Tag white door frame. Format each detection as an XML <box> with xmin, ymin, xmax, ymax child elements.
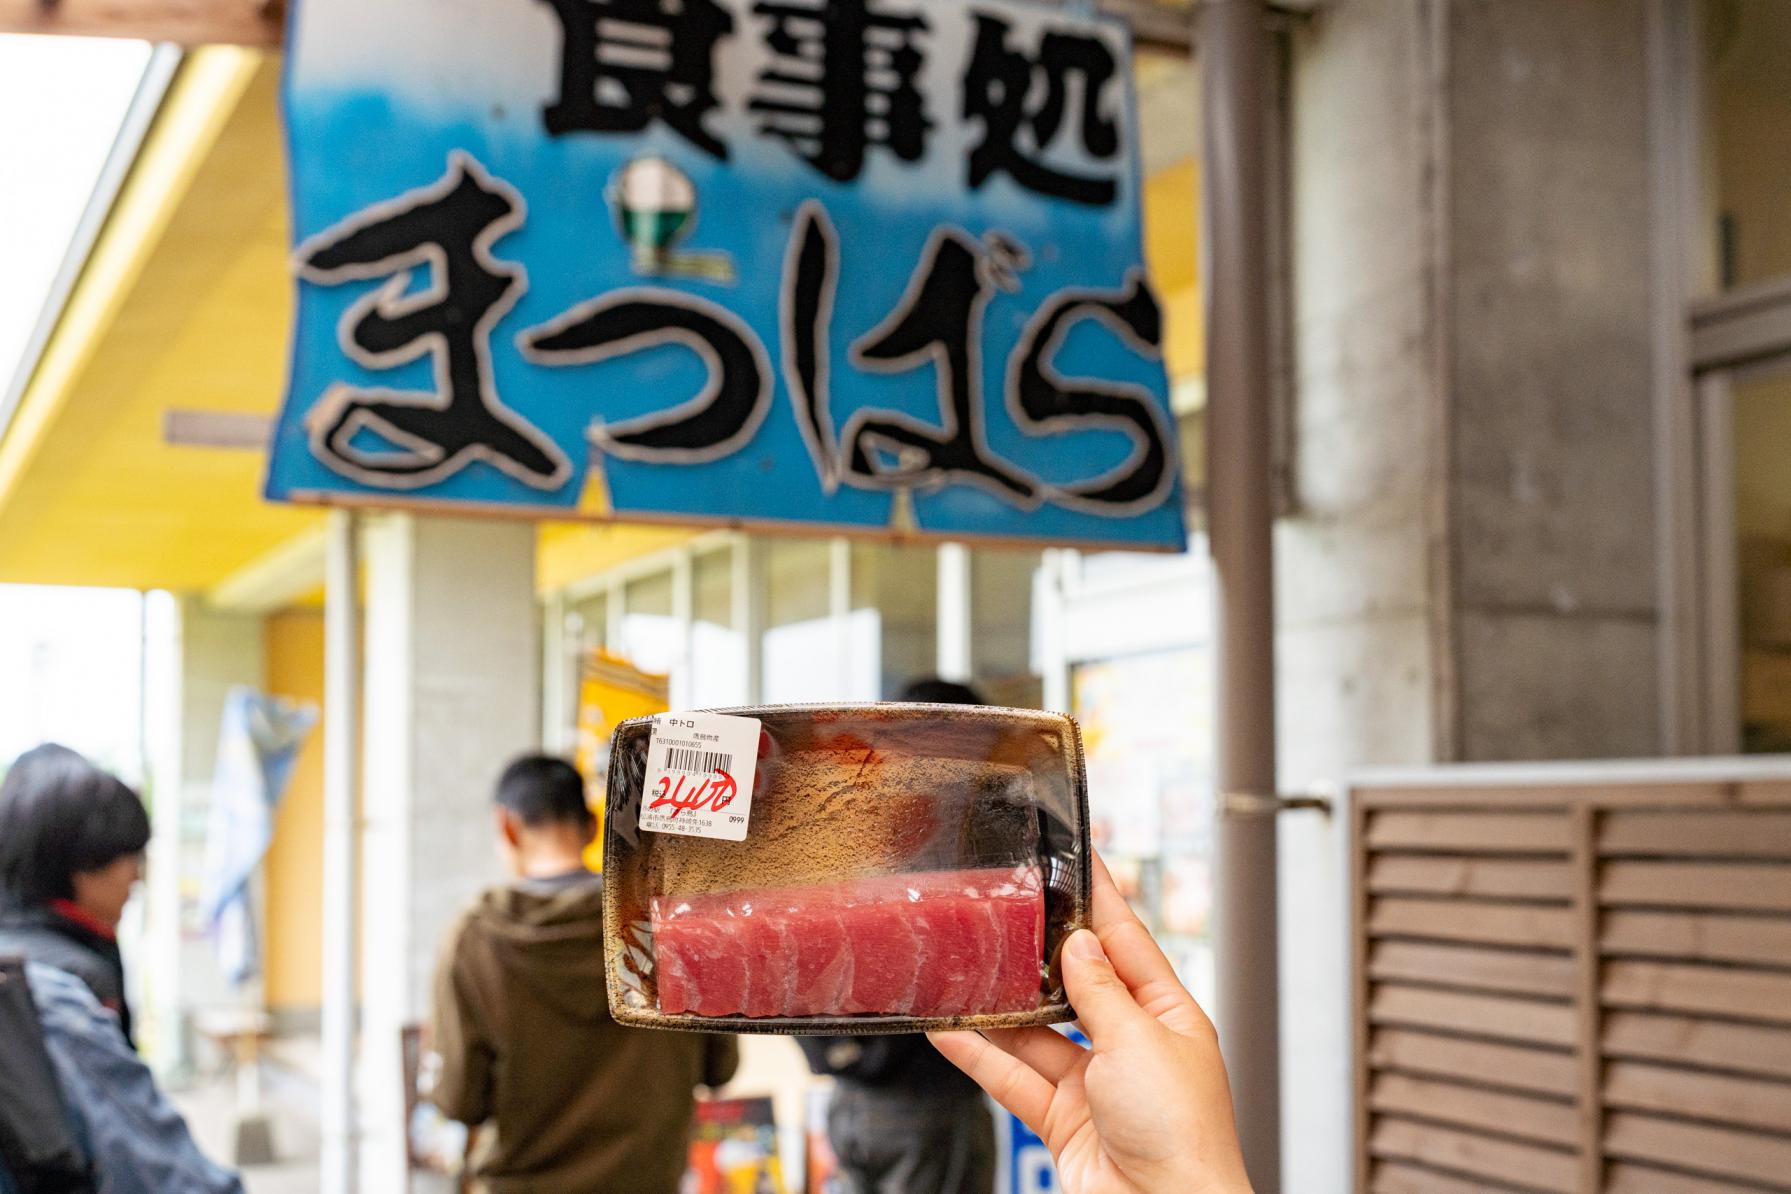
<box><xmin>1653</xmin><ymin>0</ymin><xmax>1791</xmax><ymax>754</ymax></box>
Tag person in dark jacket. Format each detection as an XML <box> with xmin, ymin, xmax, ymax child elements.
<box><xmin>797</xmin><ymin>678</ymin><xmax>998</xmax><ymax>1194</ymax></box>
<box><xmin>0</xmin><ymin>964</ymin><xmax>242</xmax><ymax>1194</ymax></box>
<box><xmin>431</xmin><ymin>754</ymin><xmax>739</xmax><ymax>1194</ymax></box>
<box><xmin>0</xmin><ymin>744</ymin><xmax>240</xmax><ymax>1193</ymax></box>
<box><xmin>0</xmin><ymin>744</ymin><xmax>149</xmax><ymax>1046</ymax></box>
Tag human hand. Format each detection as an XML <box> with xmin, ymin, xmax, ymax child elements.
<box><xmin>929</xmin><ymin>853</ymin><xmax>1253</xmax><ymax>1194</ymax></box>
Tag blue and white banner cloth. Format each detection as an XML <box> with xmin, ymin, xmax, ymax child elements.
<box><xmin>199</xmin><ymin>687</ymin><xmax>317</xmax><ymax>986</ymax></box>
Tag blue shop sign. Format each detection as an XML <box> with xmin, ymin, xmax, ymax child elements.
<box><xmin>994</xmin><ymin>1025</ymin><xmax>1086</xmax><ymax>1193</ymax></box>
<box><xmin>270</xmin><ymin>0</ymin><xmax>1186</xmax><ymax>550</ymax></box>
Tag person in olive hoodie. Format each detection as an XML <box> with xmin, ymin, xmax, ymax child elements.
<box><xmin>431</xmin><ymin>754</ymin><xmax>738</xmax><ymax>1194</ymax></box>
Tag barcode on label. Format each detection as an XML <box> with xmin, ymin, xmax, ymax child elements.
<box><xmin>665</xmin><ymin>747</ymin><xmax>732</xmax><ymax>774</ymax></box>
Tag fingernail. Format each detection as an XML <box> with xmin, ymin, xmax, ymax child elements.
<box><xmin>1067</xmin><ymin>929</ymin><xmax>1105</xmax><ymax>963</ymax></box>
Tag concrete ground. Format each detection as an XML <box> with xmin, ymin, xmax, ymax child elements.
<box><xmin>171</xmin><ymin>1031</ymin><xmax>818</xmax><ymax>1192</ymax></box>
<box><xmin>173</xmin><ymin>1038</ymin><xmax>322</xmax><ymax>1194</ymax></box>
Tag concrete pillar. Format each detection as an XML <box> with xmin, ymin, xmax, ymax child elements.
<box><xmin>1277</xmin><ymin>4</ymin><xmax>1662</xmax><ymax>1191</ymax></box>
<box><xmin>1442</xmin><ymin>1</ymin><xmax>1660</xmax><ymax>761</ymax></box>
<box><xmin>1278</xmin><ymin>10</ymin><xmax>1445</xmax><ymax>1184</ymax></box>
<box><xmin>142</xmin><ymin>598</ymin><xmax>264</xmax><ymax>1074</ymax></box>
<box><xmin>355</xmin><ymin>514</ymin><xmax>539</xmax><ymax>1191</ymax></box>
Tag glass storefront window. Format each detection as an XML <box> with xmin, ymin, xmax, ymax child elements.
<box><xmin>620</xmin><ymin>571</ymin><xmax>679</xmax><ymax>677</ymax></box>
<box><xmin>1702</xmin><ymin>0</ymin><xmax>1791</xmax><ymax>292</ymax></box>
<box><xmin>1073</xmin><ymin>648</ymin><xmax>1214</xmax><ymax>997</ymax></box>
<box><xmin>1733</xmin><ymin>371</ymin><xmax>1791</xmax><ymax>751</ymax></box>
<box><xmin>691</xmin><ymin>548</ymin><xmax>747</xmax><ymax>707</ymax></box>
<box><xmin>567</xmin><ymin>590</ymin><xmax>608</xmax><ymax>657</ymax></box>
<box><xmin>762</xmin><ymin>539</ymin><xmax>854</xmax><ymax>703</ymax></box>
<box><xmin>851</xmin><ymin>542</ymin><xmax>936</xmax><ymax>698</ymax></box>
<box><xmin>971</xmin><ymin>548</ymin><xmax>1042</xmax><ymax>705</ymax></box>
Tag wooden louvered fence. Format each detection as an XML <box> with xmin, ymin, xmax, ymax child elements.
<box><xmin>1350</xmin><ymin>763</ymin><xmax>1791</xmax><ymax>1194</ymax></box>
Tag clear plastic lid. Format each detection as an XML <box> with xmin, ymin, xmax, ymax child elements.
<box><xmin>602</xmin><ymin>703</ymin><xmax>1090</xmax><ymax>1034</ymax></box>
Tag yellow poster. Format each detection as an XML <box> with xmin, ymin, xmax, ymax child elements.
<box><xmin>575</xmin><ymin>651</ymin><xmax>668</xmax><ymax>871</ymax></box>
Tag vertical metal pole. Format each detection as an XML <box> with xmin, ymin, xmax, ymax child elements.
<box><xmin>830</xmin><ymin>537</ymin><xmax>855</xmax><ymax>694</ymax></box>
<box><xmin>1201</xmin><ymin>2</ymin><xmax>1282</xmax><ymax>1190</ymax></box>
<box><xmin>541</xmin><ymin>591</ymin><xmax>571</xmax><ymax>754</ymax></box>
<box><xmin>937</xmin><ymin>542</ymin><xmax>973</xmax><ymax>682</ymax></box>
<box><xmin>137</xmin><ymin>593</ymin><xmax>151</xmax><ymax>789</ymax></box>
<box><xmin>741</xmin><ymin>538</ymin><xmax>766</xmax><ymax>704</ymax></box>
<box><xmin>144</xmin><ymin>592</ymin><xmax>189</xmax><ymax>1077</ymax></box>
<box><xmin>321</xmin><ymin>509</ymin><xmax>361</xmax><ymax>1194</ymax></box>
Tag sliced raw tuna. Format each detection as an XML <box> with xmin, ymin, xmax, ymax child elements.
<box><xmin>945</xmin><ymin>893</ymin><xmax>1005</xmax><ymax>1015</ymax></box>
<box><xmin>650</xmin><ymin>912</ymin><xmax>744</xmax><ymax>1016</ymax></box>
<box><xmin>653</xmin><ymin>922</ymin><xmax>696</xmax><ymax>1014</ymax></box>
<box><xmin>783</xmin><ymin>904</ymin><xmax>854</xmax><ymax>1016</ymax></box>
<box><xmin>986</xmin><ymin>869</ymin><xmax>1047</xmax><ymax>1011</ymax></box>
<box><xmin>730</xmin><ymin>903</ymin><xmax>793</xmax><ymax>1018</ymax></box>
<box><xmin>908</xmin><ymin>897</ymin><xmax>983</xmax><ymax>1016</ymax></box>
<box><xmin>842</xmin><ymin>897</ymin><xmax>924</xmax><ymax>1014</ymax></box>
<box><xmin>650</xmin><ymin>865</ymin><xmax>1043</xmax><ymax>1019</ymax></box>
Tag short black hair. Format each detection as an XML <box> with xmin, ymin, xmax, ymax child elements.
<box><xmin>898</xmin><ymin>678</ymin><xmax>988</xmax><ymax>706</ymax></box>
<box><xmin>495</xmin><ymin>754</ymin><xmax>593</xmax><ymax>828</ymax></box>
<box><xmin>0</xmin><ymin>744</ymin><xmax>151</xmax><ymax>907</ymax></box>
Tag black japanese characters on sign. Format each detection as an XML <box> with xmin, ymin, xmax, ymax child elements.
<box><xmin>276</xmin><ymin>0</ymin><xmax>1184</xmax><ymax>545</ymax></box>
<box><xmin>294</xmin><ymin>160</ymin><xmax>1168</xmax><ymax>513</ymax></box>
<box><xmin>964</xmin><ymin>12</ymin><xmax>1122</xmax><ymax>206</ymax></box>
<box><xmin>538</xmin><ymin>0</ymin><xmax>1124</xmax><ymax>204</ymax></box>
<box><xmin>294</xmin><ymin>157</ymin><xmax>573</xmax><ymax>491</ymax></box>
<box><xmin>749</xmin><ymin>0</ymin><xmax>931</xmax><ymax>183</ymax></box>
<box><xmin>522</xmin><ymin>291</ymin><xmax>773</xmax><ymax>463</ymax></box>
<box><xmin>786</xmin><ymin>202</ymin><xmax>1041</xmax><ymax>503</ymax></box>
<box><xmin>539</xmin><ymin>0</ymin><xmax>735</xmax><ymax>158</ymax></box>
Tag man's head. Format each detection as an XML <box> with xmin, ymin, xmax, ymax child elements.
<box><xmin>899</xmin><ymin>677</ymin><xmax>987</xmax><ymax>706</ymax></box>
<box><xmin>0</xmin><ymin>743</ymin><xmax>150</xmax><ymax>930</ymax></box>
<box><xmin>493</xmin><ymin>754</ymin><xmax>596</xmax><ymax>878</ymax></box>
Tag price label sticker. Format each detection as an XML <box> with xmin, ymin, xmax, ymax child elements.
<box><xmin>640</xmin><ymin>712</ymin><xmax>762</xmax><ymax>841</ymax></box>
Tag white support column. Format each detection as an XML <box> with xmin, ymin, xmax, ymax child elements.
<box><xmin>140</xmin><ymin>590</ymin><xmax>186</xmax><ymax>1077</ymax></box>
<box><xmin>356</xmin><ymin>514</ymin><xmax>540</xmax><ymax>1192</ymax></box>
<box><xmin>829</xmin><ymin>538</ymin><xmax>853</xmax><ymax>694</ymax></box>
<box><xmin>321</xmin><ymin>511</ymin><xmax>361</xmax><ymax>1194</ymax></box>
<box><xmin>670</xmin><ymin>551</ymin><xmax>694</xmax><ymax>710</ymax></box>
<box><xmin>740</xmin><ymin>539</ymin><xmax>765</xmax><ymax>704</ymax></box>
<box><xmin>1033</xmin><ymin>552</ymin><xmax>1072</xmax><ymax>714</ymax></box>
<box><xmin>605</xmin><ymin>577</ymin><xmax>625</xmax><ymax>649</ymax></box>
<box><xmin>936</xmin><ymin>542</ymin><xmax>972</xmax><ymax>682</ymax></box>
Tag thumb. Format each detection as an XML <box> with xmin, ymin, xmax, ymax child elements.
<box><xmin>1061</xmin><ymin>929</ymin><xmax>1149</xmax><ymax>1044</ymax></box>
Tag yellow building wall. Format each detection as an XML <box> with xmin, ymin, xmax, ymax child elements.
<box><xmin>1144</xmin><ymin>158</ymin><xmax>1203</xmax><ymax>383</ymax></box>
<box><xmin>262</xmin><ymin>609</ymin><xmax>326</xmax><ymax>1013</ymax></box>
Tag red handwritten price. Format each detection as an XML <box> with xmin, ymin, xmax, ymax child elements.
<box><xmin>647</xmin><ymin>770</ymin><xmax>738</xmax><ymax>819</ymax></box>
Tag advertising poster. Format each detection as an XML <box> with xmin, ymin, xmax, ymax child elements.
<box><xmin>804</xmin><ymin>1086</ymin><xmax>843</xmax><ymax>1194</ymax></box>
<box><xmin>686</xmin><ymin>1096</ymin><xmax>787</xmax><ymax>1194</ymax></box>
<box><xmin>994</xmin><ymin>1025</ymin><xmax>1087</xmax><ymax>1194</ymax></box>
<box><xmin>574</xmin><ymin>649</ymin><xmax>669</xmax><ymax>870</ymax></box>
<box><xmin>1071</xmin><ymin>646</ymin><xmax>1211</xmax><ymax>981</ymax></box>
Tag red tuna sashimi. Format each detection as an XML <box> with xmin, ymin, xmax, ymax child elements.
<box><xmin>907</xmin><ymin>896</ymin><xmax>990</xmax><ymax>1016</ymax></box>
<box><xmin>650</xmin><ymin>865</ymin><xmax>1042</xmax><ymax>1019</ymax></box>
<box><xmin>986</xmin><ymin>870</ymin><xmax>1045</xmax><ymax>1011</ymax></box>
<box><xmin>650</xmin><ymin>901</ymin><xmax>746</xmax><ymax>1017</ymax></box>
<box><xmin>653</xmin><ymin>920</ymin><xmax>696</xmax><ymax>1014</ymax></box>
<box><xmin>950</xmin><ymin>891</ymin><xmax>1007</xmax><ymax>1014</ymax></box>
<box><xmin>663</xmin><ymin>888</ymin><xmax>854</xmax><ymax>1017</ymax></box>
<box><xmin>729</xmin><ymin>901</ymin><xmax>794</xmax><ymax>1018</ymax></box>
<box><xmin>842</xmin><ymin>897</ymin><xmax>924</xmax><ymax>1015</ymax></box>
<box><xmin>781</xmin><ymin>904</ymin><xmax>854</xmax><ymax>1016</ymax></box>
<box><xmin>878</xmin><ymin>868</ymin><xmax>1039</xmax><ymax>1013</ymax></box>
